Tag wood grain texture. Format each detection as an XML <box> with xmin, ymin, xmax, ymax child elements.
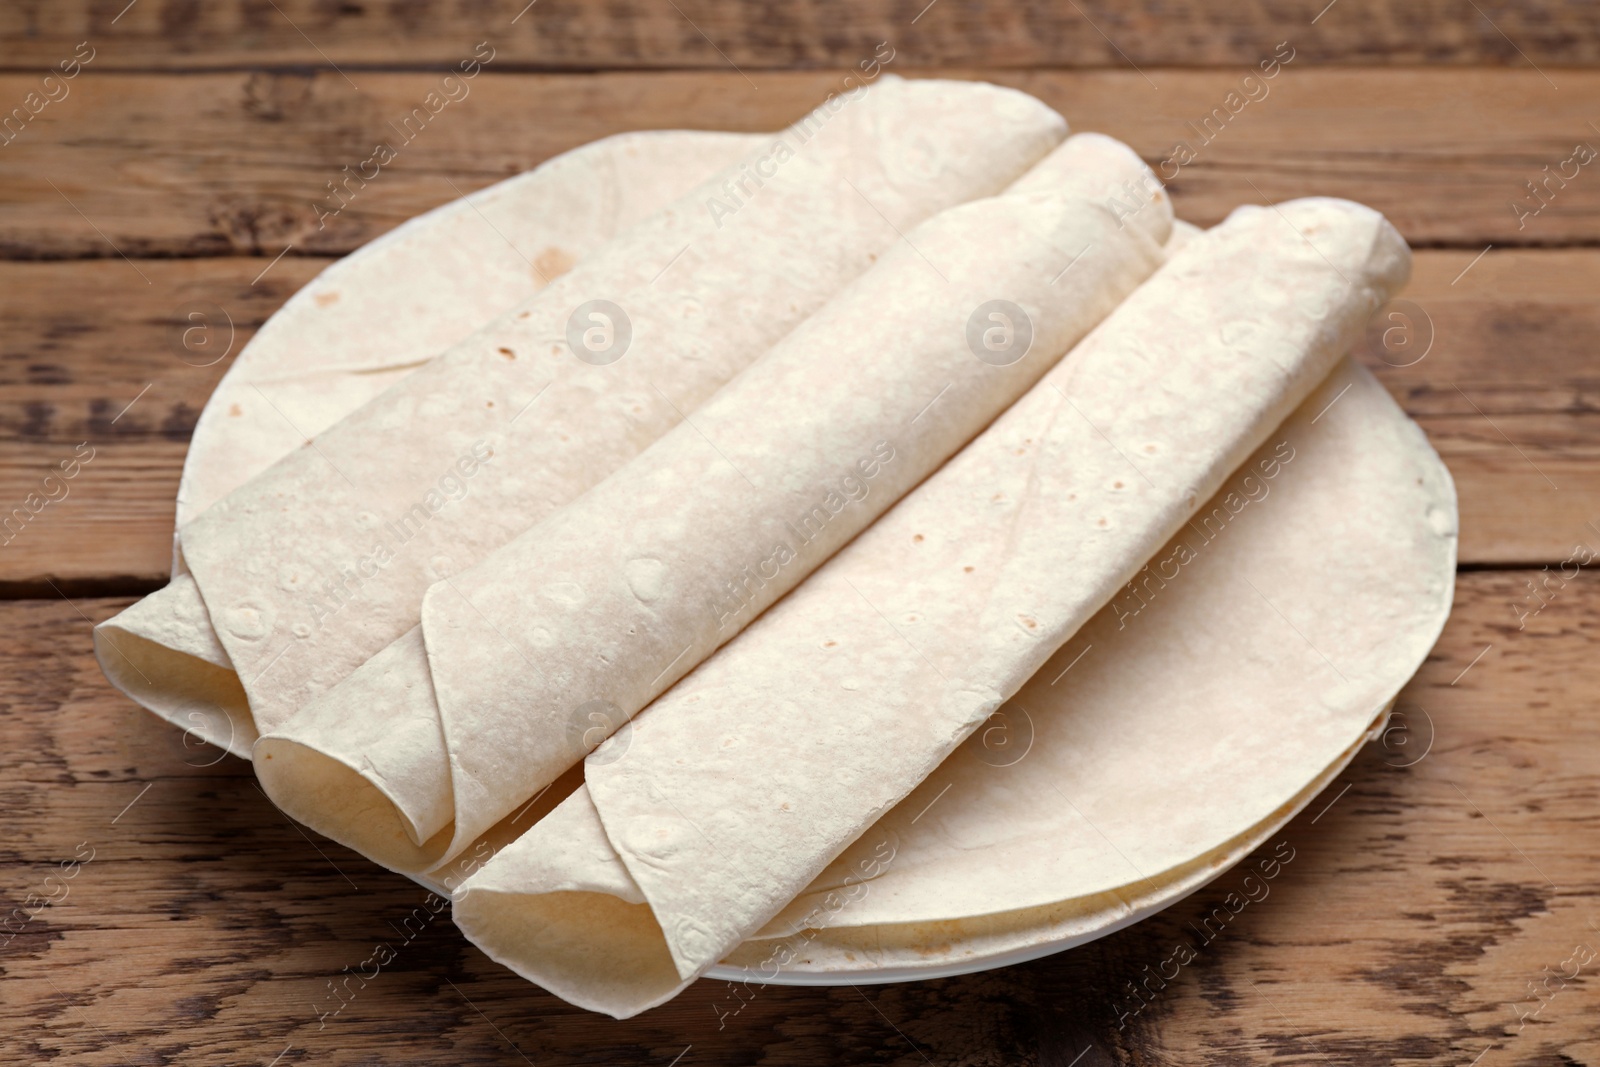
<box><xmin>2</xmin><ymin>7</ymin><xmax>1597</xmax><ymax>1056</ymax></box>
<box><xmin>2</xmin><ymin>575</ymin><xmax>1595</xmax><ymax>1064</ymax></box>
<box><xmin>2</xmin><ymin>69</ymin><xmax>1598</xmax><ymax>260</ymax></box>
<box><xmin>2</xmin><ymin>248</ymin><xmax>1594</xmax><ymax>583</ymax></box>
<box><xmin>0</xmin><ymin>256</ymin><xmax>324</xmax><ymax>587</ymax></box>
<box><xmin>3</xmin><ymin>0</ymin><xmax>1599</xmax><ymax>70</ymax></box>
<box><xmin>1377</xmin><ymin>249</ymin><xmax>1600</xmax><ymax>567</ymax></box>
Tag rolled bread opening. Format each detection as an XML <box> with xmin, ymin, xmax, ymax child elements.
<box><xmin>255</xmin><ymin>733</ymin><xmax>453</xmax><ymax>872</ymax></box>
<box><xmin>94</xmin><ymin>615</ymin><xmax>255</xmax><ymax>760</ymax></box>
<box><xmin>453</xmin><ymin>890</ymin><xmax>688</xmax><ymax>1019</ymax></box>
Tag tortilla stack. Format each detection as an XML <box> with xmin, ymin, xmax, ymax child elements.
<box><xmin>255</xmin><ymin>133</ymin><xmax>1173</xmax><ymax>876</ymax></box>
<box><xmin>452</xmin><ymin>197</ymin><xmax>1412</xmax><ymax>1018</ymax></box>
<box><xmin>94</xmin><ymin>76</ymin><xmax>1069</xmax><ymax>757</ymax></box>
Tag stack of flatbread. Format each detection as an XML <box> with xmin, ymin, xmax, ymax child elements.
<box><xmin>96</xmin><ymin>76</ymin><xmax>1456</xmax><ymax>1018</ymax></box>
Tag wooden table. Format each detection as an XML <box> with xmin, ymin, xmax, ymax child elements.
<box><xmin>4</xmin><ymin>3</ymin><xmax>1598</xmax><ymax>1063</ymax></box>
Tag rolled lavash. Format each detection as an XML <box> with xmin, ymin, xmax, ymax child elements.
<box><xmin>254</xmin><ymin>132</ymin><xmax>1173</xmax><ymax>876</ymax></box>
<box><xmin>451</xmin><ymin>197</ymin><xmax>1412</xmax><ymax>1018</ymax></box>
<box><xmin>94</xmin><ymin>76</ymin><xmax>1069</xmax><ymax>758</ymax></box>
<box><xmin>100</xmin><ymin>134</ymin><xmax>767</xmax><ymax>761</ymax></box>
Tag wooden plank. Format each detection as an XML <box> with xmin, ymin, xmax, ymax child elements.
<box><xmin>1376</xmin><ymin>249</ymin><xmax>1600</xmax><ymax>566</ymax></box>
<box><xmin>1098</xmin><ymin>568</ymin><xmax>1600</xmax><ymax>1065</ymax></box>
<box><xmin>0</xmin><ymin>256</ymin><xmax>319</xmax><ymax>442</ymax></box>
<box><xmin>3</xmin><ymin>1</ymin><xmax>1599</xmax><ymax>71</ymax></box>
<box><xmin>2</xmin><ymin>248</ymin><xmax>1595</xmax><ymax>583</ymax></box>
<box><xmin>2</xmin><ymin>574</ymin><xmax>1595</xmax><ymax>1063</ymax></box>
<box><xmin>2</xmin><ymin>69</ymin><xmax>1599</xmax><ymax>259</ymax></box>
<box><xmin>0</xmin><ymin>257</ymin><xmax>324</xmax><ymax>586</ymax></box>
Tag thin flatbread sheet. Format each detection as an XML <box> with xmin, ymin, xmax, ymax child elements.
<box><xmin>179</xmin><ymin>130</ymin><xmax>768</xmax><ymax>529</ymax></box>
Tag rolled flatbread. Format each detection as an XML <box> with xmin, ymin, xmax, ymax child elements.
<box><xmin>255</xmin><ymin>133</ymin><xmax>1173</xmax><ymax>875</ymax></box>
<box><xmin>95</xmin><ymin>77</ymin><xmax>1069</xmax><ymax>756</ymax></box>
<box><xmin>452</xmin><ymin>197</ymin><xmax>1412</xmax><ymax>1018</ymax></box>
<box><xmin>95</xmin><ymin>132</ymin><xmax>765</xmax><ymax>760</ymax></box>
